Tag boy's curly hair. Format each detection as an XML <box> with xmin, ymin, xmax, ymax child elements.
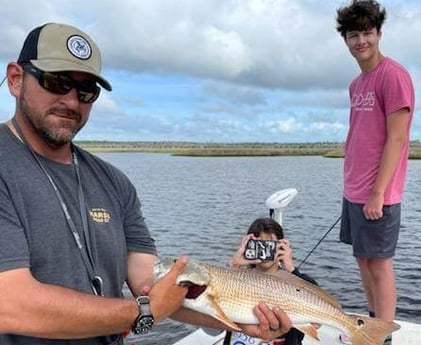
<box><xmin>336</xmin><ymin>0</ymin><xmax>386</xmax><ymax>38</ymax></box>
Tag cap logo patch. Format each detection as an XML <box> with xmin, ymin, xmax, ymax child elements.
<box><xmin>67</xmin><ymin>35</ymin><xmax>92</xmax><ymax>60</ymax></box>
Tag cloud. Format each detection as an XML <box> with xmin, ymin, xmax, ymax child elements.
<box><xmin>1</xmin><ymin>0</ymin><xmax>420</xmax><ymax>91</ymax></box>
<box><xmin>0</xmin><ymin>0</ymin><xmax>420</xmax><ymax>142</ymax></box>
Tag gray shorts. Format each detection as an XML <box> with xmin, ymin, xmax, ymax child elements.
<box><xmin>340</xmin><ymin>197</ymin><xmax>401</xmax><ymax>258</ymax></box>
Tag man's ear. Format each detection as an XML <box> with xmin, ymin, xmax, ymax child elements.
<box><xmin>6</xmin><ymin>63</ymin><xmax>24</xmax><ymax>97</ymax></box>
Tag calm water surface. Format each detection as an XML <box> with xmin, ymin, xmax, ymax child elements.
<box><xmin>96</xmin><ymin>153</ymin><xmax>421</xmax><ymax>345</ymax></box>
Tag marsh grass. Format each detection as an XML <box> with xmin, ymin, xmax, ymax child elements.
<box><xmin>76</xmin><ymin>141</ymin><xmax>421</xmax><ymax>159</ymax></box>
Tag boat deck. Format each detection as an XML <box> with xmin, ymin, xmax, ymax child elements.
<box><xmin>173</xmin><ymin>319</ymin><xmax>420</xmax><ymax>345</ymax></box>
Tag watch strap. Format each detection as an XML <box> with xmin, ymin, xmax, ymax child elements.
<box><xmin>131</xmin><ymin>295</ymin><xmax>154</xmax><ymax>334</ymax></box>
<box><xmin>137</xmin><ymin>295</ymin><xmax>152</xmax><ymax>315</ymax></box>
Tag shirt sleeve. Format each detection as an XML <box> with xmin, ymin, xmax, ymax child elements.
<box><xmin>119</xmin><ymin>173</ymin><xmax>157</xmax><ymax>256</ymax></box>
<box><xmin>382</xmin><ymin>64</ymin><xmax>414</xmax><ymax>116</ymax></box>
<box><xmin>0</xmin><ymin>176</ymin><xmax>30</xmax><ymax>272</ymax></box>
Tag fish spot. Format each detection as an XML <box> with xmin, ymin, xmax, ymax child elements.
<box><xmin>357</xmin><ymin>319</ymin><xmax>365</xmax><ymax>326</ymax></box>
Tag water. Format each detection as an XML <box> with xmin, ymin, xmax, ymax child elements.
<box><xmin>96</xmin><ymin>153</ymin><xmax>421</xmax><ymax>345</ymax></box>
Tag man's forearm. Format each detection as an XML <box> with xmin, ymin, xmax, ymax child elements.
<box><xmin>0</xmin><ymin>269</ymin><xmax>137</xmax><ymax>339</ymax></box>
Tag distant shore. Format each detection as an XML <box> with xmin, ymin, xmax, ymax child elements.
<box><xmin>76</xmin><ymin>141</ymin><xmax>421</xmax><ymax>159</ymax></box>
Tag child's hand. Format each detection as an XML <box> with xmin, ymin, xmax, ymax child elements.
<box><xmin>229</xmin><ymin>234</ymin><xmax>261</xmax><ymax>268</ymax></box>
<box><xmin>276</xmin><ymin>239</ymin><xmax>295</xmax><ymax>272</ymax></box>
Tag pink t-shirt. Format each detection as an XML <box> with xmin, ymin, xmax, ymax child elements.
<box><xmin>343</xmin><ymin>57</ymin><xmax>414</xmax><ymax>204</ymax></box>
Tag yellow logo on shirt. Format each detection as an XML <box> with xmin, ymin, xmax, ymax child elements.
<box><xmin>89</xmin><ymin>208</ymin><xmax>111</xmax><ymax>223</ymax></box>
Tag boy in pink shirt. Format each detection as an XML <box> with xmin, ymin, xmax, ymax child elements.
<box><xmin>336</xmin><ymin>1</ymin><xmax>415</xmax><ymax>344</ymax></box>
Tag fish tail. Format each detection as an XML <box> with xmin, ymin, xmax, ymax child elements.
<box><xmin>348</xmin><ymin>314</ymin><xmax>400</xmax><ymax>345</ymax></box>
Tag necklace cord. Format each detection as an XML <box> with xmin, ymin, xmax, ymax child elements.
<box><xmin>11</xmin><ymin>117</ymin><xmax>103</xmax><ymax>296</ymax></box>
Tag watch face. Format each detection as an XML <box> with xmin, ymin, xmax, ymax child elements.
<box><xmin>134</xmin><ymin>316</ymin><xmax>154</xmax><ymax>334</ymax></box>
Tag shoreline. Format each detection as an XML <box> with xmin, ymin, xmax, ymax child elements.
<box><xmin>76</xmin><ymin>141</ymin><xmax>421</xmax><ymax>159</ymax></box>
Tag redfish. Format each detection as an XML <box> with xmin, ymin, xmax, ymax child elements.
<box><xmin>154</xmin><ymin>257</ymin><xmax>400</xmax><ymax>345</ymax></box>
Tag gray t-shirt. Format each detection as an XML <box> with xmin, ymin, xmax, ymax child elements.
<box><xmin>0</xmin><ymin>124</ymin><xmax>157</xmax><ymax>344</ymax></box>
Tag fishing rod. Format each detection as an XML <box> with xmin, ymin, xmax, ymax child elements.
<box><xmin>0</xmin><ymin>76</ymin><xmax>6</xmax><ymax>88</ymax></box>
<box><xmin>297</xmin><ymin>215</ymin><xmax>342</xmax><ymax>269</ymax></box>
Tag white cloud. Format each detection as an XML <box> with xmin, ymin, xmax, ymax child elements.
<box><xmin>0</xmin><ymin>0</ymin><xmax>420</xmax><ymax>142</ymax></box>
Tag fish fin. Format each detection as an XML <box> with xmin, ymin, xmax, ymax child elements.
<box><xmin>213</xmin><ymin>315</ymin><xmax>242</xmax><ymax>332</ymax></box>
<box><xmin>347</xmin><ymin>314</ymin><xmax>400</xmax><ymax>345</ymax></box>
<box><xmin>295</xmin><ymin>324</ymin><xmax>319</xmax><ymax>341</ymax></box>
<box><xmin>206</xmin><ymin>294</ymin><xmax>242</xmax><ymax>331</ymax></box>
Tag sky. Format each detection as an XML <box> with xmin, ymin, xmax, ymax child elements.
<box><xmin>0</xmin><ymin>0</ymin><xmax>420</xmax><ymax>143</ymax></box>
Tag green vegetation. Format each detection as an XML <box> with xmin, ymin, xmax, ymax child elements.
<box><xmin>76</xmin><ymin>141</ymin><xmax>343</xmax><ymax>156</ymax></box>
<box><xmin>75</xmin><ymin>140</ymin><xmax>421</xmax><ymax>159</ymax></box>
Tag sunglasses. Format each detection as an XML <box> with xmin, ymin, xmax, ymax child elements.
<box><xmin>21</xmin><ymin>63</ymin><xmax>101</xmax><ymax>104</ymax></box>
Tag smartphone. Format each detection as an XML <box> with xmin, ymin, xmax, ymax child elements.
<box><xmin>244</xmin><ymin>239</ymin><xmax>277</xmax><ymax>261</ymax></box>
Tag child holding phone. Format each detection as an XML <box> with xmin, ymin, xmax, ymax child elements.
<box><xmin>224</xmin><ymin>218</ymin><xmax>317</xmax><ymax>345</ymax></box>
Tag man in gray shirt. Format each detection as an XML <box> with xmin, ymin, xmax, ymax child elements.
<box><xmin>0</xmin><ymin>22</ymin><xmax>291</xmax><ymax>344</ymax></box>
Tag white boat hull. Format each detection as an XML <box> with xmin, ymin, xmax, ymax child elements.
<box><xmin>172</xmin><ymin>319</ymin><xmax>421</xmax><ymax>345</ymax></box>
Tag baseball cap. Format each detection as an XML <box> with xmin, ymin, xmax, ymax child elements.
<box><xmin>17</xmin><ymin>23</ymin><xmax>112</xmax><ymax>91</ymax></box>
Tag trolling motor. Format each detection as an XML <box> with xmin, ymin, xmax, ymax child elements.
<box><xmin>265</xmin><ymin>188</ymin><xmax>297</xmax><ymax>226</ymax></box>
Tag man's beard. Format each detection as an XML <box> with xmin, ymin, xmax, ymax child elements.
<box><xmin>18</xmin><ymin>88</ymin><xmax>85</xmax><ymax>147</ymax></box>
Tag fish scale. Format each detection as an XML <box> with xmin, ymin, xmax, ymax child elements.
<box><xmin>204</xmin><ymin>264</ymin><xmax>343</xmax><ymax>326</ymax></box>
<box><xmin>154</xmin><ymin>258</ymin><xmax>400</xmax><ymax>345</ymax></box>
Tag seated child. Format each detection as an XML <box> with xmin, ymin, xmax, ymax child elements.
<box><xmin>224</xmin><ymin>218</ymin><xmax>317</xmax><ymax>345</ymax></box>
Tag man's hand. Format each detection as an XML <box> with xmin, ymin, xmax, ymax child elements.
<box><xmin>147</xmin><ymin>256</ymin><xmax>188</xmax><ymax>323</ymax></box>
<box><xmin>239</xmin><ymin>302</ymin><xmax>292</xmax><ymax>340</ymax></box>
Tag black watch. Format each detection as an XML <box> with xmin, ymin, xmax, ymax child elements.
<box><xmin>131</xmin><ymin>295</ymin><xmax>155</xmax><ymax>335</ymax></box>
